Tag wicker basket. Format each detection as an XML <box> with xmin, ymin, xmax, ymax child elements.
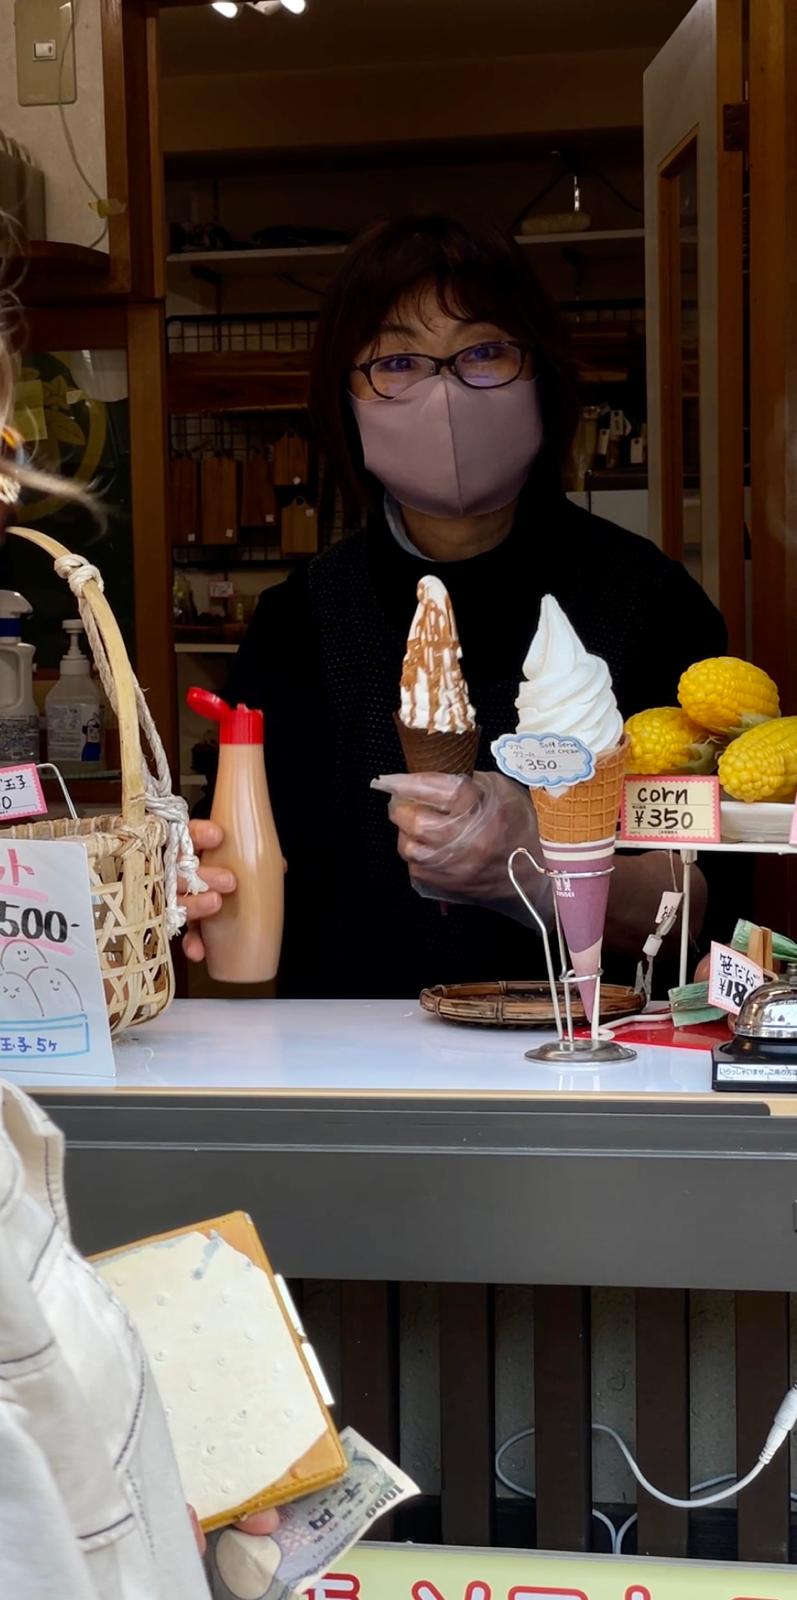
<box><xmin>1</xmin><ymin>526</ymin><xmax>198</xmax><ymax>1035</ymax></box>
<box><xmin>420</xmin><ymin>979</ymin><xmax>645</xmax><ymax>1029</ymax></box>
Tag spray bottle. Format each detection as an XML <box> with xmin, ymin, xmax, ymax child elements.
<box><xmin>0</xmin><ymin>590</ymin><xmax>39</xmax><ymax>763</ymax></box>
<box><xmin>187</xmin><ymin>688</ymin><xmax>283</xmax><ymax>983</ymax></box>
<box><xmin>46</xmin><ymin>620</ymin><xmax>105</xmax><ymax>770</ymax></box>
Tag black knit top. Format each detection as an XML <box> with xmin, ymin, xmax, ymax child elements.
<box><xmin>227</xmin><ymin>492</ymin><xmax>727</xmax><ymax>998</ymax></box>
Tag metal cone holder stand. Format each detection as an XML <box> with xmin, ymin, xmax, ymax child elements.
<box><xmin>508</xmin><ymin>846</ymin><xmax>637</xmax><ymax>1064</ymax></box>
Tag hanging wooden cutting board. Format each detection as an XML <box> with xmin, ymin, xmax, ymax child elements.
<box><xmin>201</xmin><ymin>455</ymin><xmax>239</xmax><ymax>546</ymax></box>
<box><xmin>241</xmin><ymin>451</ymin><xmax>278</xmax><ymax>533</ymax></box>
<box><xmin>281</xmin><ymin>497</ymin><xmax>319</xmax><ymax>555</ymax></box>
<box><xmin>169</xmin><ymin>455</ymin><xmax>200</xmax><ymax>545</ymax></box>
<box><xmin>273</xmin><ymin>430</ymin><xmax>309</xmax><ymax>488</ymax></box>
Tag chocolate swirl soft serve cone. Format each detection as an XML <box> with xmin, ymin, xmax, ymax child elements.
<box><xmin>516</xmin><ymin>596</ymin><xmax>626</xmax><ymax>1026</ymax></box>
<box><xmin>394</xmin><ymin>576</ymin><xmax>480</xmax><ymax>773</ymax></box>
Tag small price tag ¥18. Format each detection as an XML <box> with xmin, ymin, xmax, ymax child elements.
<box><xmin>708</xmin><ymin>940</ymin><xmax>767</xmax><ymax>1016</ymax></box>
<box><xmin>620</xmin><ymin>775</ymin><xmax>721</xmax><ymax>845</ymax></box>
<box><xmin>0</xmin><ymin>764</ymin><xmax>47</xmax><ymax>822</ymax></box>
<box><xmin>491</xmin><ymin>732</ymin><xmax>595</xmax><ymax>790</ymax></box>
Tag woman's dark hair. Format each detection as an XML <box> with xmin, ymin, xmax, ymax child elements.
<box><xmin>310</xmin><ymin>213</ymin><xmax>579</xmax><ymax>521</ymax></box>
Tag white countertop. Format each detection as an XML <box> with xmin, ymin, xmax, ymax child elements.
<box><xmin>2</xmin><ymin>997</ymin><xmax>721</xmax><ymax>1098</ymax></box>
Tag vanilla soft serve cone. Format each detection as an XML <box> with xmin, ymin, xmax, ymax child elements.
<box><xmin>514</xmin><ymin>596</ymin><xmax>626</xmax><ymax>1027</ymax></box>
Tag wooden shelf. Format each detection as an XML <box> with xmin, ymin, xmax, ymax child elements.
<box><xmin>517</xmin><ymin>227</ymin><xmax>645</xmax><ymax>248</ymax></box>
<box><xmin>167</xmin><ymin>349</ymin><xmax>310</xmax><ymax>411</ymax></box>
<box><xmin>12</xmin><ymin>240</ymin><xmax>112</xmax><ymax>303</ymax></box>
<box><xmin>174</xmin><ymin>642</ymin><xmax>238</xmax><ymax>654</ymax></box>
<box><xmin>168</xmin><ymin>243</ymin><xmax>347</xmax><ymax>277</ymax></box>
<box><xmin>166</xmin><ymin>229</ymin><xmax>645</xmax><ymax>282</ymax></box>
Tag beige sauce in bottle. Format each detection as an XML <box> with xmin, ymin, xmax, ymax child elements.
<box><xmin>188</xmin><ymin>689</ymin><xmax>283</xmax><ymax>983</ymax></box>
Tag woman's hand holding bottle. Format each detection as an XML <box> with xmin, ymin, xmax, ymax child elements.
<box><xmin>179</xmin><ymin>820</ymin><xmax>237</xmax><ymax>963</ymax></box>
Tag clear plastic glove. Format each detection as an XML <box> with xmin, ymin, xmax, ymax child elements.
<box><xmin>372</xmin><ymin>770</ymin><xmax>553</xmax><ymax>924</ymax></box>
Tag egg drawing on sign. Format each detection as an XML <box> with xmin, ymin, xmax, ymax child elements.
<box><xmin>1</xmin><ymin>940</ymin><xmax>46</xmax><ymax>980</ymax></box>
<box><xmin>28</xmin><ymin>965</ymin><xmax>83</xmax><ymax>1018</ymax></box>
<box><xmin>0</xmin><ymin>973</ymin><xmax>42</xmax><ymax>1019</ymax></box>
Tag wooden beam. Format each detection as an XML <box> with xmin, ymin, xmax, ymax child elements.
<box><xmin>735</xmin><ymin>1292</ymin><xmax>791</xmax><ymax>1562</ymax></box>
<box><xmin>127</xmin><ymin>302</ymin><xmax>178</xmax><ymax>769</ymax></box>
<box><xmin>534</xmin><ymin>1287</ymin><xmax>592</xmax><ymax>1552</ymax></box>
<box><xmin>121</xmin><ymin>1</ymin><xmax>168</xmax><ymax>300</ymax></box>
<box><xmin>635</xmin><ymin>1289</ymin><xmax>690</xmax><ymax>1557</ymax></box>
<box><xmin>439</xmin><ymin>1284</ymin><xmax>495</xmax><ymax>1547</ymax></box>
<box><xmin>340</xmin><ymin>1282</ymin><xmax>400</xmax><ymax>1540</ymax></box>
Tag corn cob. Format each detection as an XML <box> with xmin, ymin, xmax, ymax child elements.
<box><xmin>678</xmin><ymin>657</ymin><xmax>780</xmax><ymax>736</ymax></box>
<box><xmin>718</xmin><ymin>716</ymin><xmax>797</xmax><ymax>803</ymax></box>
<box><xmin>624</xmin><ymin>707</ymin><xmax>717</xmax><ymax>775</ymax></box>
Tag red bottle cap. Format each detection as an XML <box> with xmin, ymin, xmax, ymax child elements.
<box><xmin>187</xmin><ymin>688</ymin><xmax>264</xmax><ymax>746</ymax></box>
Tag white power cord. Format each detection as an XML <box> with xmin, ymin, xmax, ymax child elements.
<box><xmin>496</xmin><ymin>1388</ymin><xmax>797</xmax><ymax>1550</ymax></box>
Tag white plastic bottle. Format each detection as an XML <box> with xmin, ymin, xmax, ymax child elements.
<box><xmin>0</xmin><ymin>590</ymin><xmax>39</xmax><ymax>764</ymax></box>
<box><xmin>46</xmin><ymin>620</ymin><xmax>105</xmax><ymax>771</ymax></box>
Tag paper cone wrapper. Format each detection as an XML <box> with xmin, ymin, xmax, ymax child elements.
<box><xmin>531</xmin><ymin>738</ymin><xmax>627</xmax><ymax>1026</ymax></box>
<box><xmin>394</xmin><ymin>713</ymin><xmax>480</xmax><ymax>776</ymax></box>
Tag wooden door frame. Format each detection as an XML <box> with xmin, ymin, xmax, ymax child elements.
<box><xmin>748</xmin><ymin>0</ymin><xmax>797</xmax><ymax>709</ymax></box>
<box><xmin>656</xmin><ymin>126</ymin><xmax>699</xmax><ymax>569</ymax></box>
<box><xmin>644</xmin><ymin>0</ymin><xmax>745</xmax><ymax>652</ymax></box>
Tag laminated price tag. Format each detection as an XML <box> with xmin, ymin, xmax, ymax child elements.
<box><xmin>790</xmin><ymin>795</ymin><xmax>797</xmax><ymax>847</ymax></box>
<box><xmin>620</xmin><ymin>775</ymin><xmax>720</xmax><ymax>845</ymax></box>
<box><xmin>491</xmin><ymin>732</ymin><xmax>594</xmax><ymax>790</ymax></box>
<box><xmin>0</xmin><ymin>764</ymin><xmax>47</xmax><ymax>822</ymax></box>
<box><xmin>708</xmin><ymin>940</ymin><xmax>766</xmax><ymax>1016</ymax></box>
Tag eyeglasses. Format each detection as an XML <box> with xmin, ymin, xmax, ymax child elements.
<box><xmin>351</xmin><ymin>339</ymin><xmax>527</xmax><ymax>399</ymax></box>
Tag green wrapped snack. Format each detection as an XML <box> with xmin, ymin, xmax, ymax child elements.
<box><xmin>731</xmin><ymin>920</ymin><xmax>797</xmax><ymax>963</ymax></box>
<box><xmin>669</xmin><ymin>981</ymin><xmax>726</xmax><ymax>1027</ymax></box>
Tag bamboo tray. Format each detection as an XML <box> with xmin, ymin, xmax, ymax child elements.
<box><xmin>420</xmin><ymin>980</ymin><xmax>645</xmax><ymax>1030</ymax></box>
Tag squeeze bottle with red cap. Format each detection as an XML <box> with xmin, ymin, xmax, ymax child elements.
<box><xmin>187</xmin><ymin>688</ymin><xmax>284</xmax><ymax>983</ymax></box>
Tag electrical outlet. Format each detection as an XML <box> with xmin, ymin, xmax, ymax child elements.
<box><xmin>15</xmin><ymin>0</ymin><xmax>76</xmax><ymax>107</ymax></box>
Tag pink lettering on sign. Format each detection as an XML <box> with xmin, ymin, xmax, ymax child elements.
<box><xmin>625</xmin><ymin>1588</ymin><xmax>652</xmax><ymax>1600</ymax></box>
<box><xmin>0</xmin><ymin>764</ymin><xmax>46</xmax><ymax>823</ymax></box>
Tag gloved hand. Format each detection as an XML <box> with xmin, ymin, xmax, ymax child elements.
<box><xmin>372</xmin><ymin>770</ymin><xmax>553</xmax><ymax>925</ymax></box>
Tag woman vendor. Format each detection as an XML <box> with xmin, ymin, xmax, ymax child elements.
<box><xmin>181</xmin><ymin>214</ymin><xmax>725</xmax><ymax>997</ymax></box>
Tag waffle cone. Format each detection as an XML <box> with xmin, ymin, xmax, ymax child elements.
<box><xmin>532</xmin><ymin>737</ymin><xmax>628</xmax><ymax>844</ymax></box>
<box><xmin>394</xmin><ymin>713</ymin><xmax>480</xmax><ymax>776</ymax></box>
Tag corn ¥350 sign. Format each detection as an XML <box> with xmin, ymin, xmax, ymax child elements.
<box><xmin>305</xmin><ymin>1545</ymin><xmax>797</xmax><ymax>1600</ymax></box>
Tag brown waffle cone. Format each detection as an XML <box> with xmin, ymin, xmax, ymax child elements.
<box><xmin>532</xmin><ymin>736</ymin><xmax>628</xmax><ymax>844</ymax></box>
<box><xmin>394</xmin><ymin>713</ymin><xmax>480</xmax><ymax>776</ymax></box>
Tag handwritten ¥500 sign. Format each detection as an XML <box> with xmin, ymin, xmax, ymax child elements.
<box><xmin>0</xmin><ymin>840</ymin><xmax>114</xmax><ymax>1078</ymax></box>
<box><xmin>620</xmin><ymin>776</ymin><xmax>721</xmax><ymax>846</ymax></box>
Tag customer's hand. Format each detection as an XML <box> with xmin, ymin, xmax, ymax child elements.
<box><xmin>374</xmin><ymin>770</ymin><xmax>552</xmax><ymax>922</ymax></box>
<box><xmin>188</xmin><ymin>1502</ymin><xmax>280</xmax><ymax>1557</ymax></box>
<box><xmin>179</xmin><ymin>820</ymin><xmax>236</xmax><ymax>963</ymax></box>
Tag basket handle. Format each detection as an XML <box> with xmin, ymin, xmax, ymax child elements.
<box><xmin>7</xmin><ymin>525</ymin><xmax>146</xmax><ymax>824</ymax></box>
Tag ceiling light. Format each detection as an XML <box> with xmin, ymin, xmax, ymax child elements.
<box><xmin>211</xmin><ymin>2</ymin><xmax>240</xmax><ymax>17</ymax></box>
<box><xmin>279</xmin><ymin>0</ymin><xmax>307</xmax><ymax>13</ymax></box>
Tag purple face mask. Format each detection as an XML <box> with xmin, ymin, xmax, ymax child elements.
<box><xmin>351</xmin><ymin>373</ymin><xmax>543</xmax><ymax>518</ymax></box>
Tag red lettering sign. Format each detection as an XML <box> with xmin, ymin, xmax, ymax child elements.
<box><xmin>509</xmin><ymin>1588</ymin><xmax>589</xmax><ymax>1599</ymax></box>
<box><xmin>305</xmin><ymin>1577</ymin><xmax>361</xmax><ymax>1600</ymax></box>
<box><xmin>412</xmin><ymin>1585</ymin><xmax>492</xmax><ymax>1600</ymax></box>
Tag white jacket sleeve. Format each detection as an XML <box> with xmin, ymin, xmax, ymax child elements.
<box><xmin>0</xmin><ymin>1401</ymin><xmax>101</xmax><ymax>1600</ymax></box>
